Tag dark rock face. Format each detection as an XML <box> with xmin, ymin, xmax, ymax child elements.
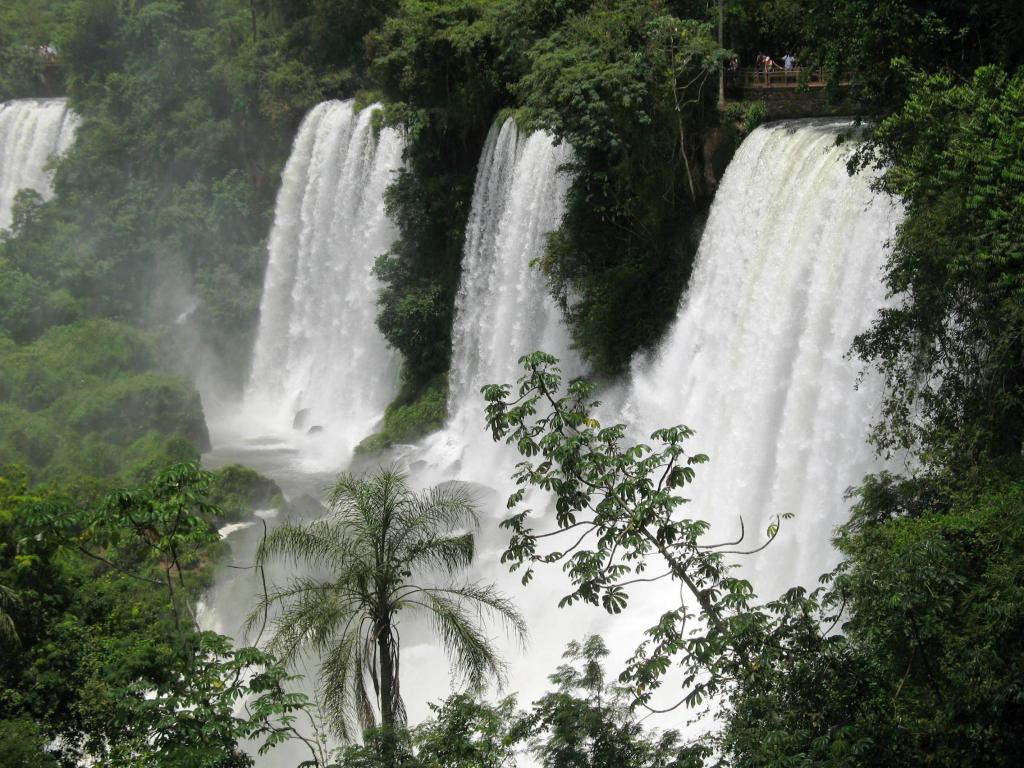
<box><xmin>292</xmin><ymin>408</ymin><xmax>310</xmax><ymax>430</ymax></box>
<box><xmin>725</xmin><ymin>86</ymin><xmax>865</xmax><ymax>120</ymax></box>
<box><xmin>307</xmin><ymin>425</ymin><xmax>324</xmax><ymax>435</ymax></box>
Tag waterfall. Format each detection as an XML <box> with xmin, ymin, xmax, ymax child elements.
<box><xmin>423</xmin><ymin>117</ymin><xmax>579</xmax><ymax>481</ymax></box>
<box><xmin>623</xmin><ymin>120</ymin><xmax>901</xmax><ymax>600</ymax></box>
<box><xmin>427</xmin><ymin>118</ymin><xmax>901</xmax><ymax>723</ymax></box>
<box><xmin>204</xmin><ymin>117</ymin><xmax>902</xmax><ymax>751</ymax></box>
<box><xmin>0</xmin><ymin>98</ymin><xmax>79</xmax><ymax>230</ymax></box>
<box><xmin>233</xmin><ymin>100</ymin><xmax>403</xmax><ymax>467</ymax></box>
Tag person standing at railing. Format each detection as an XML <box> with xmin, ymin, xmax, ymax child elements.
<box><xmin>783</xmin><ymin>52</ymin><xmax>796</xmax><ymax>71</ymax></box>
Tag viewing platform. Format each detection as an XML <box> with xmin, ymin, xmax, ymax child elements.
<box><xmin>723</xmin><ymin>67</ymin><xmax>862</xmax><ymax>119</ymax></box>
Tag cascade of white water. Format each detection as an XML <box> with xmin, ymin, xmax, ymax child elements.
<box><xmin>204</xmin><ymin>118</ymin><xmax>902</xmax><ymax>759</ymax></box>
<box><xmin>401</xmin><ymin>118</ymin><xmax>902</xmax><ymax>732</ymax></box>
<box><xmin>232</xmin><ymin>100</ymin><xmax>403</xmax><ymax>467</ymax></box>
<box><xmin>623</xmin><ymin>120</ymin><xmax>901</xmax><ymax>600</ymax></box>
<box><xmin>0</xmin><ymin>98</ymin><xmax>79</xmax><ymax>230</ymax></box>
<box><xmin>423</xmin><ymin>117</ymin><xmax>579</xmax><ymax>481</ymax></box>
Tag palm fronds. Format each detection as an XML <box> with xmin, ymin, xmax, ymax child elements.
<box><xmin>0</xmin><ymin>583</ymin><xmax>19</xmax><ymax>648</ymax></box>
<box><xmin>246</xmin><ymin>467</ymin><xmax>526</xmax><ymax>739</ymax></box>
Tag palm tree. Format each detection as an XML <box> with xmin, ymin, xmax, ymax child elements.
<box><xmin>247</xmin><ymin>468</ymin><xmax>527</xmax><ymax>740</ymax></box>
<box><xmin>0</xmin><ymin>583</ymin><xmax>19</xmax><ymax>647</ymax></box>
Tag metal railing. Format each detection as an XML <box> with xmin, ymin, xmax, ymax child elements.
<box><xmin>726</xmin><ymin>67</ymin><xmax>830</xmax><ymax>89</ymax></box>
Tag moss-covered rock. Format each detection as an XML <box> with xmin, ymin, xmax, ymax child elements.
<box><xmin>209</xmin><ymin>464</ymin><xmax>284</xmax><ymax>522</ymax></box>
<box><xmin>356</xmin><ymin>376</ymin><xmax>447</xmax><ymax>455</ymax></box>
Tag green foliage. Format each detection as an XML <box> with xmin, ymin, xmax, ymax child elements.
<box><xmin>413</xmin><ymin>693</ymin><xmax>522</xmax><ymax>768</ymax></box>
<box><xmin>0</xmin><ymin>581</ymin><xmax>18</xmax><ymax>649</ymax></box>
<box><xmin>0</xmin><ymin>718</ymin><xmax>59</xmax><ymax>768</ymax></box>
<box><xmin>721</xmin><ymin>99</ymin><xmax>767</xmax><ymax>141</ymax></box>
<box><xmin>483</xmin><ymin>352</ymin><xmax>778</xmax><ymax>712</ymax></box>
<box><xmin>29</xmin><ymin>1</ymin><xmax>282</xmax><ymax>357</ymax></box>
<box><xmin>374</xmin><ymin>239</ymin><xmax>456</xmax><ymax>383</ymax></box>
<box><xmin>62</xmin><ymin>373</ymin><xmax>208</xmax><ymax>449</ymax></box>
<box><xmin>335</xmin><ymin>696</ymin><xmax>521</xmax><ymax>768</ymax></box>
<box><xmin>0</xmin><ymin>462</ymin><xmax>322</xmax><ymax>766</ymax></box>
<box><xmin>369</xmin><ymin>0</ymin><xmax>511</xmax><ymax>390</ymax></box>
<box><xmin>335</xmin><ymin>726</ymin><xmax>422</xmax><ymax>768</ymax></box>
<box><xmin>207</xmin><ymin>464</ymin><xmax>283</xmax><ymax>522</ymax></box>
<box><xmin>528</xmin><ymin>636</ymin><xmax>707</xmax><ymax>768</ymax></box>
<box><xmin>356</xmin><ymin>376</ymin><xmax>448</xmax><ymax>454</ymax></box>
<box><xmin>370</xmin><ymin>0</ymin><xmax>728</xmax><ymax>390</ymax></box>
<box><xmin>100</xmin><ymin>633</ymin><xmax>321</xmax><ymax>768</ymax></box>
<box><xmin>516</xmin><ymin>3</ymin><xmax>725</xmax><ymax>373</ymax></box>
<box><xmin>853</xmin><ymin>66</ymin><xmax>1024</xmax><ymax>464</ymax></box>
<box><xmin>800</xmin><ymin>0</ymin><xmax>1024</xmax><ymax>110</ymax></box>
<box><xmin>0</xmin><ymin>320</ymin><xmax>206</xmax><ymax>484</ymax></box>
<box><xmin>0</xmin><ymin>319</ymin><xmax>153</xmax><ymax>407</ymax></box>
<box><xmin>334</xmin><ymin>639</ymin><xmax>706</xmax><ymax>768</ymax></box>
<box><xmin>720</xmin><ymin>466</ymin><xmax>1024</xmax><ymax>767</ymax></box>
<box><xmin>0</xmin><ymin>0</ymin><xmax>401</xmax><ymax>381</ymax></box>
<box><xmin>0</xmin><ymin>0</ymin><xmax>74</xmax><ymax>99</ymax></box>
<box><xmin>248</xmin><ymin>468</ymin><xmax>526</xmax><ymax>742</ymax></box>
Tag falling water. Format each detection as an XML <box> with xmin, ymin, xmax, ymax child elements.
<box><xmin>204</xmin><ymin>118</ymin><xmax>902</xmax><ymax>757</ymax></box>
<box><xmin>419</xmin><ymin>119</ymin><xmax>902</xmax><ymax>726</ymax></box>
<box><xmin>623</xmin><ymin>120</ymin><xmax>901</xmax><ymax>601</ymax></box>
<box><xmin>228</xmin><ymin>100</ymin><xmax>403</xmax><ymax>468</ymax></box>
<box><xmin>0</xmin><ymin>98</ymin><xmax>79</xmax><ymax>230</ymax></box>
<box><xmin>423</xmin><ymin>117</ymin><xmax>579</xmax><ymax>481</ymax></box>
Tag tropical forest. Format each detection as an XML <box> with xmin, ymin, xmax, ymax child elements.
<box><xmin>0</xmin><ymin>1</ymin><xmax>1022</xmax><ymax>766</ymax></box>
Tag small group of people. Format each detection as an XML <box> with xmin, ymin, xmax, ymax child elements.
<box><xmin>756</xmin><ymin>52</ymin><xmax>798</xmax><ymax>72</ymax></box>
<box><xmin>36</xmin><ymin>43</ymin><xmax>59</xmax><ymax>62</ymax></box>
<box><xmin>752</xmin><ymin>52</ymin><xmax>799</xmax><ymax>85</ymax></box>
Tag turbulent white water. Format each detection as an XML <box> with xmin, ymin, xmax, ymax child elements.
<box><xmin>415</xmin><ymin>118</ymin><xmax>902</xmax><ymax>729</ymax></box>
<box><xmin>422</xmin><ymin>117</ymin><xmax>579</xmax><ymax>481</ymax></box>
<box><xmin>203</xmin><ymin>118</ymin><xmax>901</xmax><ymax>759</ymax></box>
<box><xmin>0</xmin><ymin>98</ymin><xmax>78</xmax><ymax>230</ymax></box>
<box><xmin>228</xmin><ymin>100</ymin><xmax>403</xmax><ymax>467</ymax></box>
<box><xmin>623</xmin><ymin>120</ymin><xmax>901</xmax><ymax>601</ymax></box>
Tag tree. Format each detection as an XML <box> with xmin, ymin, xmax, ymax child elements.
<box><xmin>100</xmin><ymin>633</ymin><xmax>324</xmax><ymax>768</ymax></box>
<box><xmin>719</xmin><ymin>468</ymin><xmax>1024</xmax><ymax>767</ymax></box>
<box><xmin>528</xmin><ymin>636</ymin><xmax>707</xmax><ymax>768</ymax></box>
<box><xmin>0</xmin><ymin>719</ymin><xmax>60</xmax><ymax>768</ymax></box>
<box><xmin>483</xmin><ymin>352</ymin><xmax>779</xmax><ymax>715</ymax></box>
<box><xmin>852</xmin><ymin>65</ymin><xmax>1024</xmax><ymax>466</ymax></box>
<box><xmin>515</xmin><ymin>2</ymin><xmax>726</xmax><ymax>374</ymax></box>
<box><xmin>0</xmin><ymin>582</ymin><xmax>17</xmax><ymax>648</ymax></box>
<box><xmin>413</xmin><ymin>693</ymin><xmax>521</xmax><ymax>768</ymax></box>
<box><xmin>336</xmin><ymin>692</ymin><xmax>522</xmax><ymax>768</ymax></box>
<box><xmin>3</xmin><ymin>462</ymin><xmax>325</xmax><ymax>767</ymax></box>
<box><xmin>248</xmin><ymin>469</ymin><xmax>527</xmax><ymax>742</ymax></box>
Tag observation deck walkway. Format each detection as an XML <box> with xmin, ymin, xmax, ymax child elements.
<box><xmin>722</xmin><ymin>68</ymin><xmax>862</xmax><ymax>119</ymax></box>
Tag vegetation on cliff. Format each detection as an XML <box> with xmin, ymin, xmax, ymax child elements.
<box><xmin>0</xmin><ymin>0</ymin><xmax>1022</xmax><ymax>766</ymax></box>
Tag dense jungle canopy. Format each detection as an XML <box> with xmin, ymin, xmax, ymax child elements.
<box><xmin>0</xmin><ymin>1</ymin><xmax>1022</xmax><ymax>766</ymax></box>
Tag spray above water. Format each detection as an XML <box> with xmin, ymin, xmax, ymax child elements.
<box><xmin>230</xmin><ymin>100</ymin><xmax>403</xmax><ymax>467</ymax></box>
<box><xmin>0</xmin><ymin>98</ymin><xmax>79</xmax><ymax>230</ymax></box>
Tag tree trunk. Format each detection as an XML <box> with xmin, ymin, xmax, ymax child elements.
<box><xmin>377</xmin><ymin>620</ymin><xmax>398</xmax><ymax>765</ymax></box>
<box><xmin>377</xmin><ymin>624</ymin><xmax>395</xmax><ymax>727</ymax></box>
<box><xmin>718</xmin><ymin>0</ymin><xmax>725</xmax><ymax>107</ymax></box>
